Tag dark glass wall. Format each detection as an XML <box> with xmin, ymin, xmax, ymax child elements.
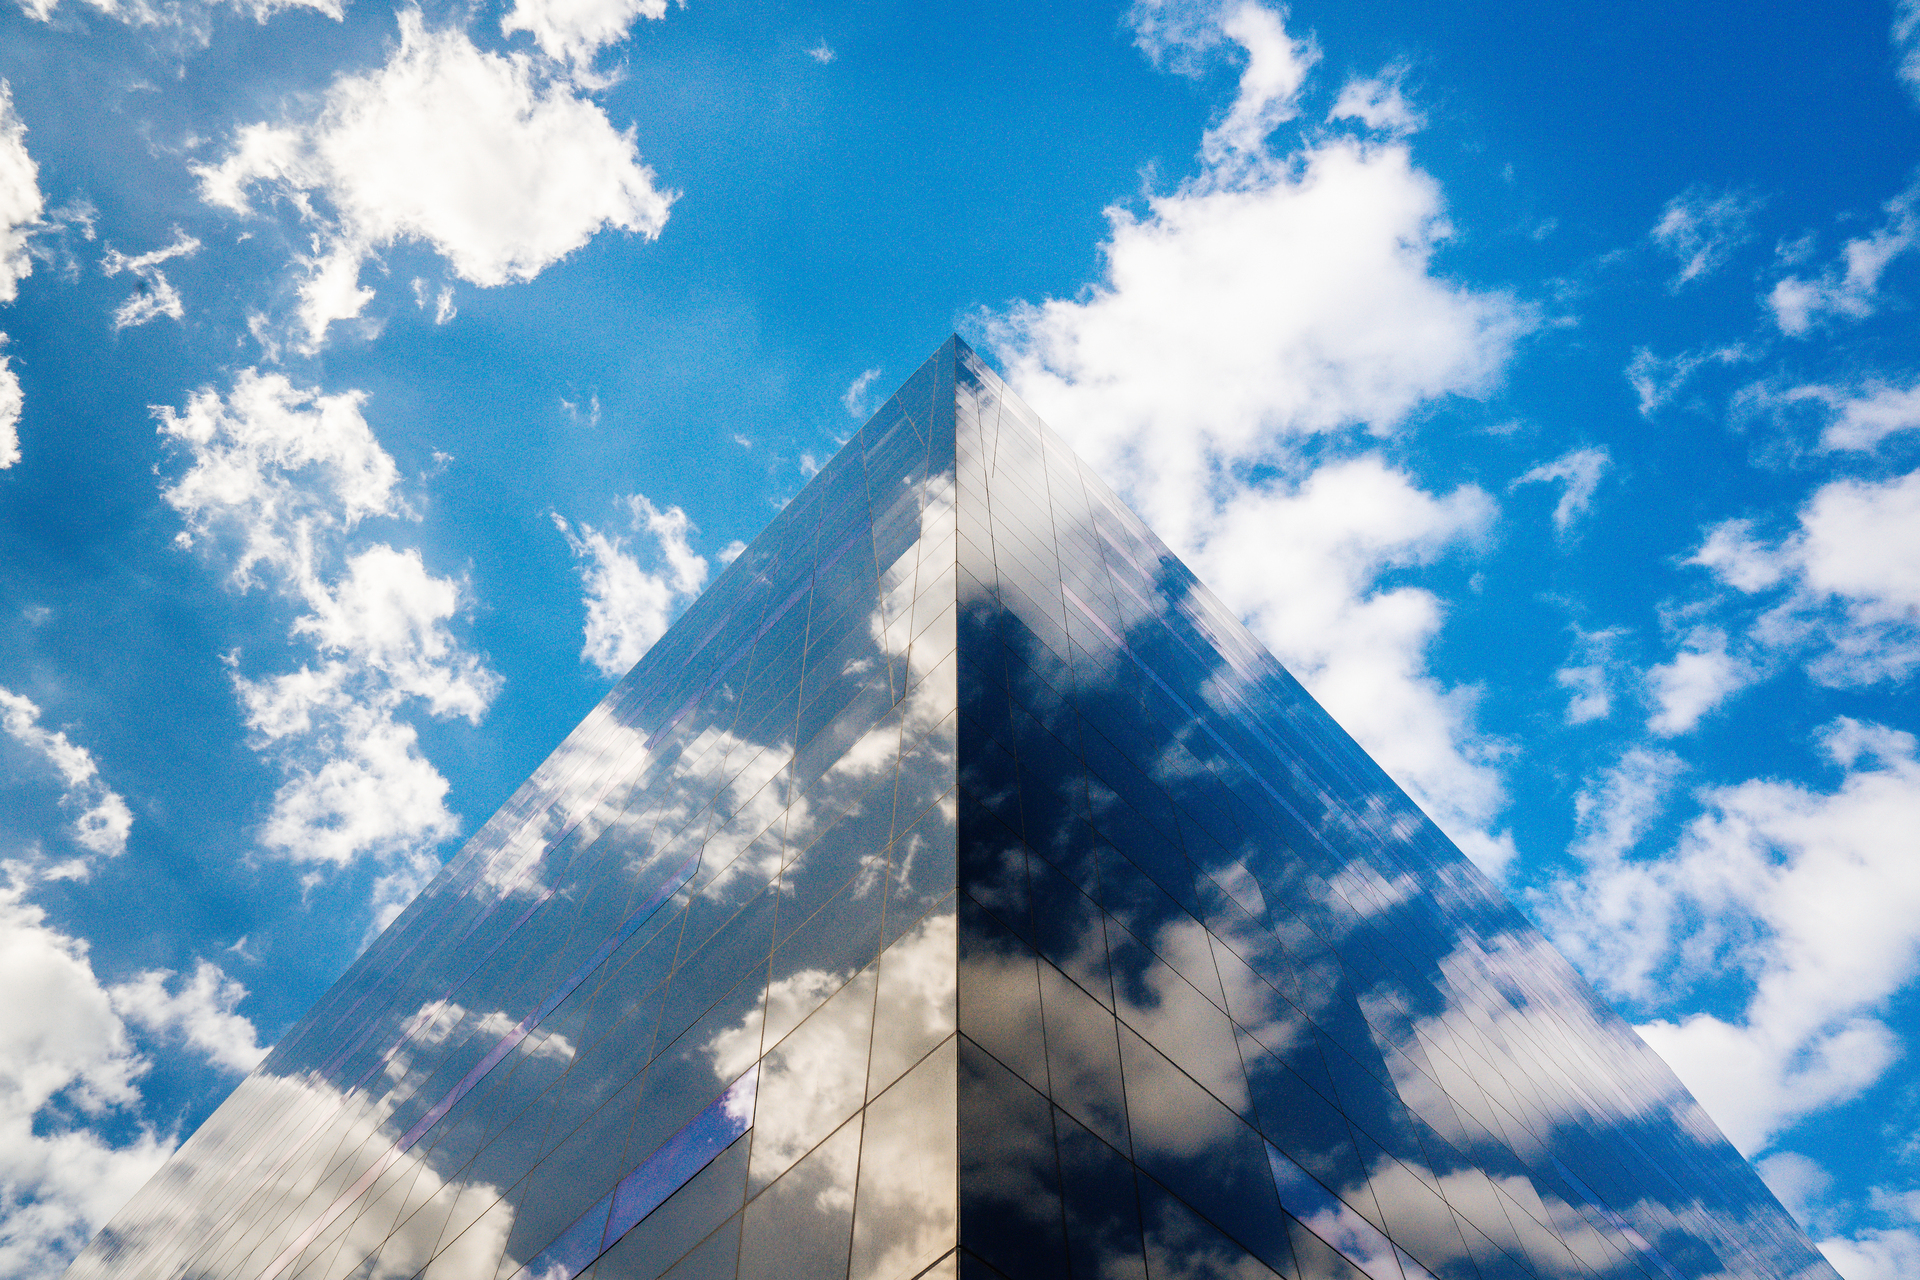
<box><xmin>68</xmin><ymin>340</ymin><xmax>1836</xmax><ymax>1280</ymax></box>
<box><xmin>945</xmin><ymin>343</ymin><xmax>1836</xmax><ymax>1280</ymax></box>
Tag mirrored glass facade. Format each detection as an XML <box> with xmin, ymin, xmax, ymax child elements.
<box><xmin>70</xmin><ymin>339</ymin><xmax>1839</xmax><ymax>1280</ymax></box>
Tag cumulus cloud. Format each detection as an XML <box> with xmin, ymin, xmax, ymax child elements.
<box><xmin>159</xmin><ymin>371</ymin><xmax>497</xmax><ymax>927</ymax></box>
<box><xmin>0</xmin><ymin>878</ymin><xmax>173</xmax><ymax>1279</ymax></box>
<box><xmin>1756</xmin><ymin>1150</ymin><xmax>1833</xmax><ymax>1231</ymax></box>
<box><xmin>0</xmin><ymin>686</ymin><xmax>132</xmax><ymax>877</ymax></box>
<box><xmin>1770</xmin><ymin>175</ymin><xmax>1919</xmax><ymax>336</ymax></box>
<box><xmin>1565</xmin><ymin>746</ymin><xmax>1685</xmax><ymax>876</ymax></box>
<box><xmin>1823</xmin><ymin>1227</ymin><xmax>1920</xmax><ymax>1280</ymax></box>
<box><xmin>108</xmin><ymin>960</ymin><xmax>267</xmax><ymax>1074</ymax></box>
<box><xmin>100</xmin><ymin>227</ymin><xmax>199</xmax><ymax>329</ymax></box>
<box><xmin>1542</xmin><ymin>719</ymin><xmax>1920</xmax><ymax>1154</ymax></box>
<box><xmin>988</xmin><ymin>0</ymin><xmax>1530</xmax><ymax>873</ymax></box>
<box><xmin>0</xmin><ymin>82</ymin><xmax>43</xmax><ymax>471</ymax></box>
<box><xmin>500</xmin><ymin>0</ymin><xmax>664</xmax><ymax>65</ymax></box>
<box><xmin>1820</xmin><ymin>379</ymin><xmax>1920</xmax><ymax>451</ymax></box>
<box><xmin>554</xmin><ymin>493</ymin><xmax>709</xmax><ymax>677</ymax></box>
<box><xmin>1510</xmin><ymin>445</ymin><xmax>1609</xmax><ymax>534</ymax></box>
<box><xmin>1644</xmin><ymin>626</ymin><xmax>1756</xmax><ymax>736</ymax></box>
<box><xmin>0</xmin><ymin>82</ymin><xmax>42</xmax><ymax>306</ymax></box>
<box><xmin>1650</xmin><ymin>185</ymin><xmax>1761</xmax><ymax>288</ymax></box>
<box><xmin>806</xmin><ymin>39</ymin><xmax>835</xmax><ymax>65</ymax></box>
<box><xmin>196</xmin><ymin>11</ymin><xmax>673</xmax><ymax>348</ymax></box>
<box><xmin>1691</xmin><ymin>470</ymin><xmax>1920</xmax><ymax>687</ymax></box>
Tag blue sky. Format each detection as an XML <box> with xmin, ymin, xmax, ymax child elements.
<box><xmin>0</xmin><ymin>0</ymin><xmax>1917</xmax><ymax>1274</ymax></box>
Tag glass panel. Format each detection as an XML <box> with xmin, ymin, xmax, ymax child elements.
<box><xmin>957</xmin><ymin>1036</ymin><xmax>1069</xmax><ymax>1280</ymax></box>
<box><xmin>594</xmin><ymin>1134</ymin><xmax>749</xmax><ymax>1280</ymax></box>
<box><xmin>848</xmin><ymin>1037</ymin><xmax>958</xmax><ymax>1280</ymax></box>
<box><xmin>749</xmin><ymin>967</ymin><xmax>876</xmax><ymax>1194</ymax></box>
<box><xmin>956</xmin><ymin>896</ymin><xmax>1047</xmax><ymax>1091</ymax></box>
<box><xmin>1053</xmin><ymin>1109</ymin><xmax>1147</xmax><ymax>1280</ymax></box>
<box><xmin>869</xmin><ymin>900</ymin><xmax>957</xmax><ymax>1101</ymax></box>
<box><xmin>736</xmin><ymin>1115</ymin><xmax>863</xmax><ymax>1280</ymax></box>
<box><xmin>1035</xmin><ymin>960</ymin><xmax>1128</xmax><ymax>1151</ymax></box>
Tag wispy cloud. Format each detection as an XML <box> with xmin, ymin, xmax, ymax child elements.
<box><xmin>0</xmin><ymin>686</ymin><xmax>132</xmax><ymax>878</ymax></box>
<box><xmin>554</xmin><ymin>493</ymin><xmax>709</xmax><ymax>677</ymax></box>
<box><xmin>841</xmin><ymin>366</ymin><xmax>880</xmax><ymax>417</ymax></box>
<box><xmin>1770</xmin><ymin>176</ymin><xmax>1920</xmax><ymax>336</ymax></box>
<box><xmin>1651</xmin><ymin>185</ymin><xmax>1762</xmax><ymax>289</ymax></box>
<box><xmin>101</xmin><ymin>227</ymin><xmax>200</xmax><ymax>329</ymax></box>
<box><xmin>1510</xmin><ymin>445</ymin><xmax>1610</xmax><ymax>534</ymax></box>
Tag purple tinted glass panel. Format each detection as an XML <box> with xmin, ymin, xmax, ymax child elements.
<box><xmin>507</xmin><ymin>1063</ymin><xmax>759</xmax><ymax>1280</ymax></box>
<box><xmin>606</xmin><ymin>1064</ymin><xmax>760</xmax><ymax>1246</ymax></box>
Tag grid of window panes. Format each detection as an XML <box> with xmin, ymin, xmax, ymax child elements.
<box><xmin>66</xmin><ymin>343</ymin><xmax>975</xmax><ymax>1280</ymax></box>
<box><xmin>945</xmin><ymin>342</ymin><xmax>1838</xmax><ymax>1280</ymax></box>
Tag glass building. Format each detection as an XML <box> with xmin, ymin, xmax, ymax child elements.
<box><xmin>69</xmin><ymin>338</ymin><xmax>1840</xmax><ymax>1280</ymax></box>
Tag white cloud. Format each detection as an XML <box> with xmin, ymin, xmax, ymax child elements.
<box><xmin>1182</xmin><ymin>459</ymin><xmax>1514</xmax><ymax>873</ymax></box>
<box><xmin>500</xmin><ymin>0</ymin><xmax>665</xmax><ymax>66</ymax></box>
<box><xmin>1645</xmin><ymin>626</ymin><xmax>1755</xmax><ymax>736</ymax></box>
<box><xmin>0</xmin><ymin>82</ymin><xmax>43</xmax><ymax>306</ymax></box>
<box><xmin>196</xmin><ymin>11</ymin><xmax>673</xmax><ymax>349</ymax></box>
<box><xmin>1543</xmin><ymin>718</ymin><xmax>1920</xmax><ymax>1154</ymax></box>
<box><xmin>15</xmin><ymin>0</ymin><xmax>339</xmax><ymax>32</ymax></box>
<box><xmin>1755</xmin><ymin>1151</ymin><xmax>1833</xmax><ymax>1231</ymax></box>
<box><xmin>1329</xmin><ymin>64</ymin><xmax>1423</xmax><ymax>135</ymax></box>
<box><xmin>0</xmin><ymin>351</ymin><xmax>18</xmax><ymax>470</ymax></box>
<box><xmin>0</xmin><ymin>877</ymin><xmax>173</xmax><ymax>1280</ymax></box>
<box><xmin>1693</xmin><ymin>470</ymin><xmax>1920</xmax><ymax>687</ymax></box>
<box><xmin>1568</xmin><ymin>745</ymin><xmax>1685</xmax><ymax>870</ymax></box>
<box><xmin>1510</xmin><ymin>444</ymin><xmax>1609</xmax><ymax>534</ymax></box>
<box><xmin>159</xmin><ymin>371</ymin><xmax>496</xmax><ymax>919</ymax></box>
<box><xmin>842</xmin><ymin>366</ymin><xmax>880</xmax><ymax>418</ymax></box>
<box><xmin>1823</xmin><ymin>1228</ymin><xmax>1920</xmax><ymax>1280</ymax></box>
<box><xmin>157</xmin><ymin>368</ymin><xmax>401</xmax><ymax>583</ymax></box>
<box><xmin>988</xmin><ymin>1</ymin><xmax>1529</xmax><ymax>874</ymax></box>
<box><xmin>294</xmin><ymin>544</ymin><xmax>497</xmax><ymax>720</ymax></box>
<box><xmin>807</xmin><ymin>39</ymin><xmax>836</xmax><ymax>65</ymax></box>
<box><xmin>1770</xmin><ymin>377</ymin><xmax>1920</xmax><ymax>452</ymax></box>
<box><xmin>1554</xmin><ymin>625</ymin><xmax>1624</xmax><ymax>724</ymax></box>
<box><xmin>1651</xmin><ymin>185</ymin><xmax>1761</xmax><ymax>288</ymax></box>
<box><xmin>1770</xmin><ymin>175</ymin><xmax>1919</xmax><ymax>336</ymax></box>
<box><xmin>1556</xmin><ymin>662</ymin><xmax>1608</xmax><ymax>723</ymax></box>
<box><xmin>1896</xmin><ymin>0</ymin><xmax>1920</xmax><ymax>106</ymax></box>
<box><xmin>101</xmin><ymin>227</ymin><xmax>200</xmax><ymax>329</ymax></box>
<box><xmin>0</xmin><ymin>82</ymin><xmax>41</xmax><ymax>472</ymax></box>
<box><xmin>1823</xmin><ymin>380</ymin><xmax>1920</xmax><ymax>451</ymax></box>
<box><xmin>0</xmin><ymin>685</ymin><xmax>132</xmax><ymax>876</ymax></box>
<box><xmin>108</xmin><ymin>960</ymin><xmax>266</xmax><ymax>1074</ymax></box>
<box><xmin>555</xmin><ymin>492</ymin><xmax>710</xmax><ymax>678</ymax></box>
<box><xmin>1625</xmin><ymin>343</ymin><xmax>1750</xmax><ymax>417</ymax></box>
